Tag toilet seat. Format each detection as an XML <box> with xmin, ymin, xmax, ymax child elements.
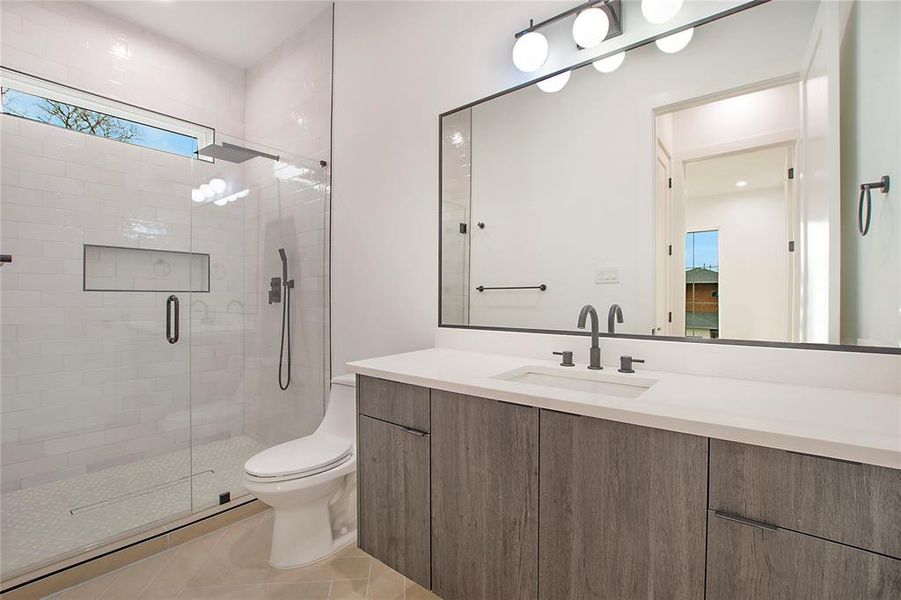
<box><xmin>244</xmin><ymin>431</ymin><xmax>353</xmax><ymax>482</ymax></box>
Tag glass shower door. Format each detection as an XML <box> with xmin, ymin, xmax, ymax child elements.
<box><xmin>0</xmin><ymin>113</ymin><xmax>195</xmax><ymax>578</ymax></box>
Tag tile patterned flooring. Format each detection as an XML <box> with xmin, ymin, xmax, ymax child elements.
<box><xmin>49</xmin><ymin>509</ymin><xmax>440</xmax><ymax>600</ymax></box>
<box><xmin>2</xmin><ymin>436</ymin><xmax>265</xmax><ymax>578</ymax></box>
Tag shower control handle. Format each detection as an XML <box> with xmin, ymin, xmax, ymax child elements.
<box><xmin>269</xmin><ymin>277</ymin><xmax>282</xmax><ymax>304</ymax></box>
<box><xmin>166</xmin><ymin>295</ymin><xmax>180</xmax><ymax>344</ymax></box>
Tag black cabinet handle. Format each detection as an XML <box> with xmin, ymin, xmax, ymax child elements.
<box><xmin>166</xmin><ymin>295</ymin><xmax>179</xmax><ymax>344</ymax></box>
<box><xmin>400</xmin><ymin>426</ymin><xmax>428</xmax><ymax>437</ymax></box>
<box><xmin>713</xmin><ymin>511</ymin><xmax>778</xmax><ymax>531</ymax></box>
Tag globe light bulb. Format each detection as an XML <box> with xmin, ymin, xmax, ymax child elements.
<box><xmin>641</xmin><ymin>0</ymin><xmax>684</xmax><ymax>24</ymax></box>
<box><xmin>537</xmin><ymin>71</ymin><xmax>571</xmax><ymax>93</ymax></box>
<box><xmin>191</xmin><ymin>189</ymin><xmax>205</xmax><ymax>203</ymax></box>
<box><xmin>592</xmin><ymin>51</ymin><xmax>625</xmax><ymax>73</ymax></box>
<box><xmin>655</xmin><ymin>28</ymin><xmax>694</xmax><ymax>54</ymax></box>
<box><xmin>200</xmin><ymin>184</ymin><xmax>215</xmax><ymax>198</ymax></box>
<box><xmin>512</xmin><ymin>31</ymin><xmax>549</xmax><ymax>73</ymax></box>
<box><xmin>572</xmin><ymin>7</ymin><xmax>609</xmax><ymax>49</ymax></box>
<box><xmin>210</xmin><ymin>178</ymin><xmax>227</xmax><ymax>194</ymax></box>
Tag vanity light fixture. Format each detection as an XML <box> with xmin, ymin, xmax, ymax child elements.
<box><xmin>655</xmin><ymin>27</ymin><xmax>694</xmax><ymax>53</ymax></box>
<box><xmin>513</xmin><ymin>1</ymin><xmax>623</xmax><ymax>72</ymax></box>
<box><xmin>572</xmin><ymin>7</ymin><xmax>609</xmax><ymax>49</ymax></box>
<box><xmin>736</xmin><ymin>180</ymin><xmax>748</xmax><ymax>188</ymax></box>
<box><xmin>592</xmin><ymin>51</ymin><xmax>625</xmax><ymax>73</ymax></box>
<box><xmin>512</xmin><ymin>31</ymin><xmax>550</xmax><ymax>73</ymax></box>
<box><xmin>537</xmin><ymin>71</ymin><xmax>571</xmax><ymax>93</ymax></box>
<box><xmin>641</xmin><ymin>0</ymin><xmax>683</xmax><ymax>25</ymax></box>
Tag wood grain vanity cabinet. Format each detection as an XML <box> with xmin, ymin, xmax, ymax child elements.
<box><xmin>430</xmin><ymin>390</ymin><xmax>539</xmax><ymax>600</ymax></box>
<box><xmin>356</xmin><ymin>374</ymin><xmax>901</xmax><ymax>600</ymax></box>
<box><xmin>709</xmin><ymin>439</ymin><xmax>901</xmax><ymax>558</ymax></box>
<box><xmin>708</xmin><ymin>440</ymin><xmax>901</xmax><ymax>600</ymax></box>
<box><xmin>707</xmin><ymin>511</ymin><xmax>901</xmax><ymax>599</ymax></box>
<box><xmin>357</xmin><ymin>377</ymin><xmax>431</xmax><ymax>588</ymax></box>
<box><xmin>538</xmin><ymin>410</ymin><xmax>708</xmax><ymax>599</ymax></box>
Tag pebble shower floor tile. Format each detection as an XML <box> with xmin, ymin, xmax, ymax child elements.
<box><xmin>1</xmin><ymin>436</ymin><xmax>265</xmax><ymax>578</ymax></box>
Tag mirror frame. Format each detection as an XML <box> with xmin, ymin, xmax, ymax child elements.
<box><xmin>436</xmin><ymin>0</ymin><xmax>901</xmax><ymax>355</ymax></box>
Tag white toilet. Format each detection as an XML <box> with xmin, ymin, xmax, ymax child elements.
<box><xmin>243</xmin><ymin>374</ymin><xmax>357</xmax><ymax>568</ymax></box>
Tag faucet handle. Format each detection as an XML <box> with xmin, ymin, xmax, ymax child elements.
<box><xmin>553</xmin><ymin>351</ymin><xmax>575</xmax><ymax>367</ymax></box>
<box><xmin>618</xmin><ymin>355</ymin><xmax>645</xmax><ymax>373</ymax></box>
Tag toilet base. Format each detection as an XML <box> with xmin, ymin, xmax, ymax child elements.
<box><xmin>269</xmin><ymin>492</ymin><xmax>338</xmax><ymax>568</ymax></box>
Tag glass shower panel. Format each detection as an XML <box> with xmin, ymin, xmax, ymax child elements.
<box><xmin>189</xmin><ymin>135</ymin><xmax>330</xmax><ymax>511</ymax></box>
<box><xmin>0</xmin><ymin>113</ymin><xmax>194</xmax><ymax>578</ymax></box>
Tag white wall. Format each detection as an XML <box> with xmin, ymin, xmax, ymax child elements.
<box><xmin>839</xmin><ymin>0</ymin><xmax>901</xmax><ymax>348</ymax></box>
<box><xmin>332</xmin><ymin>0</ymin><xmax>818</xmax><ymax>372</ymax></box>
<box><xmin>685</xmin><ymin>186</ymin><xmax>789</xmax><ymax>341</ymax></box>
<box><xmin>670</xmin><ymin>83</ymin><xmax>800</xmax><ymax>154</ymax></box>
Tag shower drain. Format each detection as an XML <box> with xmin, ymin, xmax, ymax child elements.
<box><xmin>68</xmin><ymin>470</ymin><xmax>215</xmax><ymax>516</ymax></box>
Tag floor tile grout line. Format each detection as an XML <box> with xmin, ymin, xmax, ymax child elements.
<box><xmin>168</xmin><ymin>522</ymin><xmax>233</xmax><ymax>597</ymax></box>
<box><xmin>365</xmin><ymin>556</ymin><xmax>373</xmax><ymax>600</ymax></box>
<box><xmin>130</xmin><ymin>542</ymin><xmax>179</xmax><ymax>599</ymax></box>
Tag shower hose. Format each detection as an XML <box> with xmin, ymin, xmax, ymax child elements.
<box><xmin>278</xmin><ymin>281</ymin><xmax>291</xmax><ymax>390</ymax></box>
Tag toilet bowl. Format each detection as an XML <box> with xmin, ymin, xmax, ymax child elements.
<box><xmin>243</xmin><ymin>374</ymin><xmax>357</xmax><ymax>568</ymax></box>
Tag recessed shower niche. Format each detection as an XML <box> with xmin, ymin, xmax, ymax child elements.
<box><xmin>83</xmin><ymin>245</ymin><xmax>211</xmax><ymax>293</ymax></box>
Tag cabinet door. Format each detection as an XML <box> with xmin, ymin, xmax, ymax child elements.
<box><xmin>707</xmin><ymin>511</ymin><xmax>901</xmax><ymax>599</ymax></box>
<box><xmin>430</xmin><ymin>390</ymin><xmax>539</xmax><ymax>600</ymax></box>
<box><xmin>357</xmin><ymin>415</ymin><xmax>430</xmax><ymax>588</ymax></box>
<box><xmin>539</xmin><ymin>410</ymin><xmax>707</xmax><ymax>600</ymax></box>
<box><xmin>710</xmin><ymin>439</ymin><xmax>901</xmax><ymax>558</ymax></box>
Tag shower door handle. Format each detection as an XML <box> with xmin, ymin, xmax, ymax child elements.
<box><xmin>166</xmin><ymin>295</ymin><xmax>180</xmax><ymax>344</ymax></box>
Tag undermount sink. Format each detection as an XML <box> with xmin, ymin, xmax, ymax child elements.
<box><xmin>494</xmin><ymin>366</ymin><xmax>657</xmax><ymax>399</ymax></box>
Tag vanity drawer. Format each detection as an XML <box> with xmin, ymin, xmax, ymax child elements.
<box><xmin>357</xmin><ymin>375</ymin><xmax>430</xmax><ymax>432</ymax></box>
<box><xmin>707</xmin><ymin>510</ymin><xmax>901</xmax><ymax>600</ymax></box>
<box><xmin>709</xmin><ymin>439</ymin><xmax>901</xmax><ymax>558</ymax></box>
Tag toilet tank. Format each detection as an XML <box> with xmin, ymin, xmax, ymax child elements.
<box><xmin>316</xmin><ymin>374</ymin><xmax>357</xmax><ymax>442</ymax></box>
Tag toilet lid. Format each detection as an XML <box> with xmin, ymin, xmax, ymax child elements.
<box><xmin>244</xmin><ymin>432</ymin><xmax>353</xmax><ymax>478</ymax></box>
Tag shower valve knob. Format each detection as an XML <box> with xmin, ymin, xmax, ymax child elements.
<box><xmin>269</xmin><ymin>277</ymin><xmax>282</xmax><ymax>304</ymax></box>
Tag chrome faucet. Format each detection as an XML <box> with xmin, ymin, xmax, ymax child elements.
<box><xmin>577</xmin><ymin>304</ymin><xmax>602</xmax><ymax>370</ymax></box>
<box><xmin>607</xmin><ymin>304</ymin><xmax>623</xmax><ymax>334</ymax></box>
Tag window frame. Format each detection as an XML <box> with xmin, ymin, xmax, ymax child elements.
<box><xmin>1</xmin><ymin>67</ymin><xmax>214</xmax><ymax>161</ymax></box>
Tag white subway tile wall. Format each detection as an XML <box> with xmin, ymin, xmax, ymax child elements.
<box><xmin>1</xmin><ymin>116</ymin><xmax>248</xmax><ymax>495</ymax></box>
<box><xmin>0</xmin><ymin>0</ymin><xmax>333</xmax><ymax>577</ymax></box>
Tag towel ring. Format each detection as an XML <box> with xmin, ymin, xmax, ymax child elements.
<box><xmin>858</xmin><ymin>175</ymin><xmax>890</xmax><ymax>236</ymax></box>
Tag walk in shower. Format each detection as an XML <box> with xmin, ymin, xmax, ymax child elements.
<box><xmin>0</xmin><ymin>1</ymin><xmax>333</xmax><ymax>581</ymax></box>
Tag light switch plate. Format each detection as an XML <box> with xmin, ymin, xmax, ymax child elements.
<box><xmin>595</xmin><ymin>267</ymin><xmax>619</xmax><ymax>284</ymax></box>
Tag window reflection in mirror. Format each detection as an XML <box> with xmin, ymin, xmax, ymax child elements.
<box><xmin>684</xmin><ymin>231</ymin><xmax>719</xmax><ymax>340</ymax></box>
<box><xmin>439</xmin><ymin>0</ymin><xmax>900</xmax><ymax>352</ymax></box>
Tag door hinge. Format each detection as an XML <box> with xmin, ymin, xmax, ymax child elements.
<box><xmin>787</xmin><ymin>167</ymin><xmax>795</xmax><ymax>180</ymax></box>
<box><xmin>668</xmin><ymin>312</ymin><xmax>672</xmax><ymax>323</ymax></box>
<box><xmin>788</xmin><ymin>240</ymin><xmax>795</xmax><ymax>252</ymax></box>
<box><xmin>459</xmin><ymin>222</ymin><xmax>467</xmax><ymax>234</ymax></box>
<box><xmin>668</xmin><ymin>177</ymin><xmax>672</xmax><ymax>189</ymax></box>
<box><xmin>668</xmin><ymin>244</ymin><xmax>672</xmax><ymax>256</ymax></box>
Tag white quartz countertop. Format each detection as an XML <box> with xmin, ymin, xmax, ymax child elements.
<box><xmin>347</xmin><ymin>348</ymin><xmax>901</xmax><ymax>470</ymax></box>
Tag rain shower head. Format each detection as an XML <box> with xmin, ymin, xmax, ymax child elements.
<box><xmin>197</xmin><ymin>142</ymin><xmax>279</xmax><ymax>163</ymax></box>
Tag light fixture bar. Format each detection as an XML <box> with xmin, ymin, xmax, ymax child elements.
<box><xmin>514</xmin><ymin>0</ymin><xmax>622</xmax><ymax>40</ymax></box>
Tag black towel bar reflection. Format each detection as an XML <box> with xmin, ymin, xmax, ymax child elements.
<box><xmin>858</xmin><ymin>175</ymin><xmax>890</xmax><ymax>236</ymax></box>
<box><xmin>476</xmin><ymin>284</ymin><xmax>547</xmax><ymax>292</ymax></box>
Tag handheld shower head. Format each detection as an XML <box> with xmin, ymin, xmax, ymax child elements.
<box><xmin>278</xmin><ymin>248</ymin><xmax>288</xmax><ymax>283</ymax></box>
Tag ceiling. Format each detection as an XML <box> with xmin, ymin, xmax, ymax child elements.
<box><xmin>89</xmin><ymin>1</ymin><xmax>330</xmax><ymax>69</ymax></box>
<box><xmin>685</xmin><ymin>146</ymin><xmax>788</xmax><ymax>199</ymax></box>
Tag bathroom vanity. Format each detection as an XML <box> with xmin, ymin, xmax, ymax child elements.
<box><xmin>351</xmin><ymin>349</ymin><xmax>901</xmax><ymax>600</ymax></box>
